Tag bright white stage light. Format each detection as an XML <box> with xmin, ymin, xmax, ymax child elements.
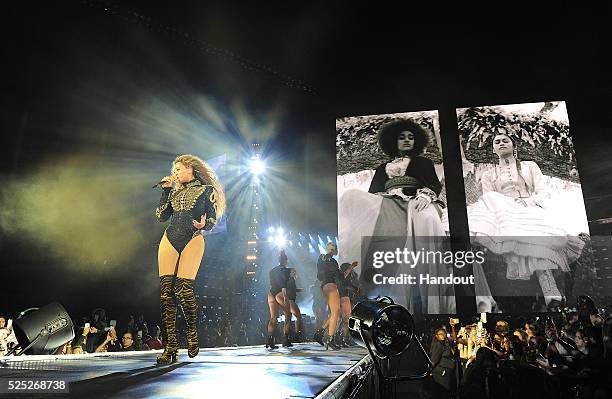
<box><xmin>277</xmin><ymin>227</ymin><xmax>284</xmax><ymax>235</ymax></box>
<box><xmin>268</xmin><ymin>226</ymin><xmax>275</xmax><ymax>233</ymax></box>
<box><xmin>274</xmin><ymin>235</ymin><xmax>286</xmax><ymax>248</ymax></box>
<box><xmin>249</xmin><ymin>157</ymin><xmax>265</xmax><ymax>175</ymax></box>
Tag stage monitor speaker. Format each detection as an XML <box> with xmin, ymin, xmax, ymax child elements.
<box><xmin>349</xmin><ymin>296</ymin><xmax>414</xmax><ymax>358</ymax></box>
<box><xmin>12</xmin><ymin>301</ymin><xmax>74</xmax><ymax>355</ymax></box>
<box><xmin>348</xmin><ymin>296</ymin><xmax>432</xmax><ymax>395</ymax></box>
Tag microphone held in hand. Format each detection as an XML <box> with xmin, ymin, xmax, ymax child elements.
<box><xmin>152</xmin><ymin>177</ymin><xmax>173</xmax><ymax>188</ymax></box>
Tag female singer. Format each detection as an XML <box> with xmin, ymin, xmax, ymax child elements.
<box><xmin>155</xmin><ymin>154</ymin><xmax>225</xmax><ymax>364</ymax></box>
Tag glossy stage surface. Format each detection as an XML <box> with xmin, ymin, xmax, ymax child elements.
<box><xmin>0</xmin><ymin>343</ymin><xmax>369</xmax><ymax>398</ymax></box>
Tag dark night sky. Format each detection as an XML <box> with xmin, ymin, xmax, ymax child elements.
<box><xmin>2</xmin><ymin>1</ymin><xmax>612</xmax><ymax>321</ymax></box>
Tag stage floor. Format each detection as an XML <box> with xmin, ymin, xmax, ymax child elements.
<box><xmin>0</xmin><ymin>344</ymin><xmax>369</xmax><ymax>398</ymax></box>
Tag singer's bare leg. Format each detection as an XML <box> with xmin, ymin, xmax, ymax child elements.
<box><xmin>158</xmin><ymin>233</ymin><xmax>205</xmax><ymax>360</ymax></box>
<box><xmin>158</xmin><ymin>233</ymin><xmax>205</xmax><ymax>278</ymax></box>
<box><xmin>176</xmin><ymin>235</ymin><xmax>205</xmax><ymax>279</ymax></box>
<box><xmin>158</xmin><ymin>232</ymin><xmax>179</xmax><ymax>277</ymax></box>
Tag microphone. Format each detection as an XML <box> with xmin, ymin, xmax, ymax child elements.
<box><xmin>152</xmin><ymin>178</ymin><xmax>173</xmax><ymax>188</ymax></box>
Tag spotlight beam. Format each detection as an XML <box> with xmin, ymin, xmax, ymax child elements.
<box><xmin>249</xmin><ymin>157</ymin><xmax>265</xmax><ymax>175</ymax></box>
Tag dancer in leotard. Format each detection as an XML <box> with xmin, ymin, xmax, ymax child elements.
<box><xmin>316</xmin><ymin>243</ymin><xmax>358</xmax><ymax>350</ymax></box>
<box><xmin>337</xmin><ymin>262</ymin><xmax>359</xmax><ymax>347</ymax></box>
<box><xmin>286</xmin><ymin>268</ymin><xmax>303</xmax><ymax>342</ymax></box>
<box><xmin>267</xmin><ymin>250</ymin><xmax>292</xmax><ymax>349</ymax></box>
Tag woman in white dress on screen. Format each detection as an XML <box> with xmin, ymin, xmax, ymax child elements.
<box><xmin>468</xmin><ymin>133</ymin><xmax>584</xmax><ymax>309</ymax></box>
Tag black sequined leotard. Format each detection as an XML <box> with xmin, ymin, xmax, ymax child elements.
<box><xmin>155</xmin><ymin>180</ymin><xmax>218</xmax><ymax>252</ymax></box>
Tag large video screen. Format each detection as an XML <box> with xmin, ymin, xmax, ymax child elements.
<box><xmin>458</xmin><ymin>101</ymin><xmax>590</xmax><ymax>313</ymax></box>
<box><xmin>336</xmin><ymin>111</ymin><xmax>456</xmax><ymax>314</ymax></box>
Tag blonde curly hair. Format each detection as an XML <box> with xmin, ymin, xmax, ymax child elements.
<box><xmin>172</xmin><ymin>154</ymin><xmax>226</xmax><ymax>218</ymax></box>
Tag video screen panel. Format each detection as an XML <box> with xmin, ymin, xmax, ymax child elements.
<box><xmin>336</xmin><ymin>111</ymin><xmax>456</xmax><ymax>314</ymax></box>
<box><xmin>457</xmin><ymin>101</ymin><xmax>590</xmax><ymax>313</ymax></box>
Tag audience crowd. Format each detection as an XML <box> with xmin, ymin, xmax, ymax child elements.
<box><xmin>2</xmin><ymin>295</ymin><xmax>611</xmax><ymax>399</ymax></box>
<box><xmin>0</xmin><ymin>307</ymin><xmax>313</xmax><ymax>356</ymax></box>
<box><xmin>415</xmin><ymin>295</ymin><xmax>612</xmax><ymax>399</ymax></box>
